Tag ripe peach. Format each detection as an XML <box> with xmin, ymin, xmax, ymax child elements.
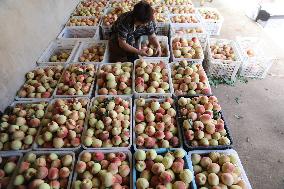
<box><xmin>208</xmin><ymin>173</ymin><xmax>219</xmax><ymax>186</ymax></box>
<box><xmin>221</xmin><ymin>173</ymin><xmax>234</xmax><ymax>186</ymax></box>
<box><xmin>207</xmin><ymin>163</ymin><xmax>220</xmax><ymax>174</ymax></box>
<box><xmin>200</xmin><ymin>157</ymin><xmax>212</xmax><ymax>168</ymax></box>
<box><xmin>49</xmin><ymin>180</ymin><xmax>60</xmax><ymax>189</ymax></box>
<box><xmin>144</xmin><ymin>137</ymin><xmax>156</xmax><ymax>148</ymax></box>
<box><xmin>36</xmin><ymin>166</ymin><xmax>48</xmax><ymax>179</ymax></box>
<box><xmin>222</xmin><ymin>162</ymin><xmax>235</xmax><ymax>173</ymax></box>
<box><xmin>145</xmin><ymin>159</ymin><xmax>154</xmax><ymax>170</ymax></box>
<box><xmin>75</xmin><ymin>161</ymin><xmax>86</xmax><ymax>173</ymax></box>
<box><xmin>195</xmin><ymin>172</ymin><xmax>207</xmax><ymax>186</ymax></box>
<box><xmin>93</xmin><ymin>152</ymin><xmax>104</xmax><ymax>161</ymax></box>
<box><xmin>48</xmin><ymin>167</ymin><xmax>59</xmax><ymax>180</ymax></box>
<box><xmin>170</xmin><ymin>136</ymin><xmax>179</xmax><ymax>147</ymax></box>
<box><xmin>172</xmin><ymin>162</ymin><xmax>183</xmax><ymax>173</ymax></box>
<box><xmin>136</xmin><ymin>161</ymin><xmax>146</xmax><ymax>172</ymax></box>
<box><xmin>219</xmin><ymin>155</ymin><xmax>231</xmax><ymax>165</ymax></box>
<box><xmin>173</xmin><ymin>181</ymin><xmax>186</xmax><ymax>189</ymax></box>
<box><xmin>150</xmin><ymin>175</ymin><xmax>161</xmax><ymax>187</ymax></box>
<box><xmin>151</xmin><ymin>163</ymin><xmax>165</xmax><ymax>175</ymax></box>
<box><xmin>137</xmin><ymin>178</ymin><xmax>149</xmax><ymax>189</ymax></box>
<box><xmin>199</xmin><ymin>114</ymin><xmax>211</xmax><ymax>124</ymax></box>
<box><xmin>59</xmin><ymin>167</ymin><xmax>70</xmax><ymax>178</ymax></box>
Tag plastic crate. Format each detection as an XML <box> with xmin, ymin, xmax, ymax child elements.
<box><xmin>15</xmin><ymin>65</ymin><xmax>64</xmax><ymax>101</ymax></box>
<box><xmin>54</xmin><ymin>63</ymin><xmax>97</xmax><ymax>98</ymax></box>
<box><xmin>133</xmin><ymin>148</ymin><xmax>197</xmax><ymax>189</ymax></box>
<box><xmin>11</xmin><ymin>151</ymin><xmax>75</xmax><ymax>189</ymax></box>
<box><xmin>188</xmin><ymin>149</ymin><xmax>252</xmax><ymax>189</ymax></box>
<box><xmin>168</xmin><ymin>5</ymin><xmax>196</xmax><ymax>14</ymax></box>
<box><xmin>176</xmin><ymin>95</ymin><xmax>233</xmax><ymax>151</ymax></box>
<box><xmin>66</xmin><ymin>16</ymin><xmax>101</xmax><ymax>27</ymax></box>
<box><xmin>170</xmin><ymin>23</ymin><xmax>207</xmax><ymax>38</ymax></box>
<box><xmin>236</xmin><ymin>36</ymin><xmax>274</xmax><ymax>79</ymax></box>
<box><xmin>100</xmin><ymin>7</ymin><xmax>118</xmax><ymax>40</ymax></box>
<box><xmin>207</xmin><ymin>38</ymin><xmax>242</xmax><ymax>81</ymax></box>
<box><xmin>0</xmin><ymin>100</ymin><xmax>49</xmax><ymax>153</ymax></box>
<box><xmin>57</xmin><ymin>26</ymin><xmax>99</xmax><ymax>41</ymax></box>
<box><xmin>133</xmin><ymin>58</ymin><xmax>173</xmax><ymax>98</ymax></box>
<box><xmin>72</xmin><ymin>149</ymin><xmax>132</xmax><ymax>189</ymax></box>
<box><xmin>0</xmin><ymin>152</ymin><xmax>23</xmax><ymax>189</ymax></box>
<box><xmin>82</xmin><ymin>96</ymin><xmax>133</xmax><ymax>150</ymax></box>
<box><xmin>133</xmin><ymin>98</ymin><xmax>183</xmax><ymax>150</ymax></box>
<box><xmin>37</xmin><ymin>40</ymin><xmax>80</xmax><ymax>65</ymax></box>
<box><xmin>170</xmin><ymin>62</ymin><xmax>212</xmax><ymax>97</ymax></box>
<box><xmin>138</xmin><ymin>35</ymin><xmax>170</xmax><ymax>62</ymax></box>
<box><xmin>169</xmin><ymin>14</ymin><xmax>202</xmax><ymax>25</ymax></box>
<box><xmin>154</xmin><ymin>13</ymin><xmax>170</xmax><ymax>36</ymax></box>
<box><xmin>162</xmin><ymin>0</ymin><xmax>194</xmax><ymax>6</ymax></box>
<box><xmin>72</xmin><ymin>40</ymin><xmax>108</xmax><ymax>63</ymax></box>
<box><xmin>196</xmin><ymin>7</ymin><xmax>224</xmax><ymax>36</ymax></box>
<box><xmin>33</xmin><ymin>97</ymin><xmax>90</xmax><ymax>151</ymax></box>
<box><xmin>170</xmin><ymin>35</ymin><xmax>205</xmax><ymax>64</ymax></box>
<box><xmin>95</xmin><ymin>62</ymin><xmax>133</xmax><ymax>96</ymax></box>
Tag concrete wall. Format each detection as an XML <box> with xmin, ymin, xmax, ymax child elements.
<box><xmin>0</xmin><ymin>0</ymin><xmax>79</xmax><ymax>111</ymax></box>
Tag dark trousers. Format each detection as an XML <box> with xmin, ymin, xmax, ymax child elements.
<box><xmin>109</xmin><ymin>36</ymin><xmax>139</xmax><ymax>63</ymax></box>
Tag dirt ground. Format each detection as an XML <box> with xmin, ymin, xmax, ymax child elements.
<box><xmin>197</xmin><ymin>0</ymin><xmax>284</xmax><ymax>188</ymax></box>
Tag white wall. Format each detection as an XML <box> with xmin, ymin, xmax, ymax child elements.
<box><xmin>0</xmin><ymin>0</ymin><xmax>79</xmax><ymax>111</ymax></box>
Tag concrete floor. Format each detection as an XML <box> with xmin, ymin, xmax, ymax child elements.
<box><xmin>197</xmin><ymin>0</ymin><xmax>284</xmax><ymax>189</ymax></box>
<box><xmin>0</xmin><ymin>0</ymin><xmax>284</xmax><ymax>189</ymax></box>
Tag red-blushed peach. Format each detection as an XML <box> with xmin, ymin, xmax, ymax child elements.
<box><xmin>35</xmin><ymin>157</ymin><xmax>46</xmax><ymax>167</ymax></box>
<box><xmin>222</xmin><ymin>162</ymin><xmax>235</xmax><ymax>173</ymax></box>
<box><xmin>108</xmin><ymin>163</ymin><xmax>119</xmax><ymax>174</ymax></box>
<box><xmin>193</xmin><ymin>121</ymin><xmax>204</xmax><ymax>131</ymax></box>
<box><xmin>207</xmin><ymin>163</ymin><xmax>220</xmax><ymax>174</ymax></box>
<box><xmin>151</xmin><ymin>163</ymin><xmax>165</xmax><ymax>175</ymax></box>
<box><xmin>119</xmin><ymin>164</ymin><xmax>130</xmax><ymax>177</ymax></box>
<box><xmin>219</xmin><ymin>155</ymin><xmax>231</xmax><ymax>165</ymax></box>
<box><xmin>113</xmin><ymin>174</ymin><xmax>122</xmax><ymax>184</ymax></box>
<box><xmin>145</xmin><ymin>159</ymin><xmax>154</xmax><ymax>170</ymax></box>
<box><xmin>116</xmin><ymin>152</ymin><xmax>127</xmax><ymax>161</ymax></box>
<box><xmin>75</xmin><ymin>161</ymin><xmax>86</xmax><ymax>173</ymax></box>
<box><xmin>144</xmin><ymin>137</ymin><xmax>156</xmax><ymax>148</ymax></box>
<box><xmin>195</xmin><ymin>172</ymin><xmax>207</xmax><ymax>186</ymax></box>
<box><xmin>173</xmin><ymin>181</ymin><xmax>186</xmax><ymax>189</ymax></box>
<box><xmin>185</xmin><ymin>130</ymin><xmax>194</xmax><ymax>140</ymax></box>
<box><xmin>36</xmin><ymin>166</ymin><xmax>48</xmax><ymax>179</ymax></box>
<box><xmin>200</xmin><ymin>157</ymin><xmax>212</xmax><ymax>168</ymax></box>
<box><xmin>199</xmin><ymin>114</ymin><xmax>211</xmax><ymax>124</ymax></box>
<box><xmin>111</xmin><ymin>157</ymin><xmax>122</xmax><ymax>166</ymax></box>
<box><xmin>170</xmin><ymin>136</ymin><xmax>179</xmax><ymax>147</ymax></box>
<box><xmin>136</xmin><ymin>136</ymin><xmax>145</xmax><ymax>146</ymax></box>
<box><xmin>208</xmin><ymin>173</ymin><xmax>219</xmax><ymax>186</ymax></box>
<box><xmin>29</xmin><ymin>179</ymin><xmax>44</xmax><ymax>189</ymax></box>
<box><xmin>150</xmin><ymin>175</ymin><xmax>161</xmax><ymax>187</ymax></box>
<box><xmin>171</xmin><ymin>161</ymin><xmax>183</xmax><ymax>173</ymax></box>
<box><xmin>140</xmin><ymin>170</ymin><xmax>152</xmax><ymax>180</ymax></box>
<box><xmin>51</xmin><ymin>159</ymin><xmax>61</xmax><ymax>168</ymax></box>
<box><xmin>160</xmin><ymin>171</ymin><xmax>173</xmax><ymax>184</ymax></box>
<box><xmin>195</xmin><ymin>104</ymin><xmax>205</xmax><ymax>114</ymax></box>
<box><xmin>48</xmin><ymin>167</ymin><xmax>59</xmax><ymax>180</ymax></box>
<box><xmin>59</xmin><ymin>167</ymin><xmax>70</xmax><ymax>178</ymax></box>
<box><xmin>135</xmin><ymin>112</ymin><xmax>145</xmax><ymax>122</ymax></box>
<box><xmin>93</xmin><ymin>152</ymin><xmax>104</xmax><ymax>161</ymax></box>
<box><xmin>19</xmin><ymin>161</ymin><xmax>30</xmax><ymax>173</ymax></box>
<box><xmin>155</xmin><ymin>131</ymin><xmax>165</xmax><ymax>139</ymax></box>
<box><xmin>49</xmin><ymin>180</ymin><xmax>60</xmax><ymax>189</ymax></box>
<box><xmin>221</xmin><ymin>173</ymin><xmax>234</xmax><ymax>186</ymax></box>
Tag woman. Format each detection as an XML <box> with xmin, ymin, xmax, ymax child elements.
<box><xmin>109</xmin><ymin>1</ymin><xmax>161</xmax><ymax>62</ymax></box>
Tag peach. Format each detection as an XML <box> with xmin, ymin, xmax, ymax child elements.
<box><xmin>134</xmin><ymin>150</ymin><xmax>146</xmax><ymax>161</ymax></box>
<box><xmin>136</xmin><ymin>161</ymin><xmax>146</xmax><ymax>172</ymax></box>
<box><xmin>185</xmin><ymin>130</ymin><xmax>194</xmax><ymax>140</ymax></box>
<box><xmin>48</xmin><ymin>167</ymin><xmax>59</xmax><ymax>180</ymax></box>
<box><xmin>180</xmin><ymin>169</ymin><xmax>193</xmax><ymax>184</ymax></box>
<box><xmin>221</xmin><ymin>173</ymin><xmax>234</xmax><ymax>186</ymax></box>
<box><xmin>145</xmin><ymin>160</ymin><xmax>154</xmax><ymax>170</ymax></box>
<box><xmin>140</xmin><ymin>170</ymin><xmax>152</xmax><ymax>180</ymax></box>
<box><xmin>136</xmin><ymin>178</ymin><xmax>149</xmax><ymax>189</ymax></box>
<box><xmin>144</xmin><ymin>137</ymin><xmax>156</xmax><ymax>148</ymax></box>
<box><xmin>208</xmin><ymin>173</ymin><xmax>219</xmax><ymax>186</ymax></box>
<box><xmin>36</xmin><ymin>166</ymin><xmax>48</xmax><ymax>179</ymax></box>
<box><xmin>113</xmin><ymin>174</ymin><xmax>122</xmax><ymax>184</ymax></box>
<box><xmin>193</xmin><ymin>121</ymin><xmax>204</xmax><ymax>131</ymax></box>
<box><xmin>205</xmin><ymin>123</ymin><xmax>216</xmax><ymax>134</ymax></box>
<box><xmin>207</xmin><ymin>163</ymin><xmax>220</xmax><ymax>174</ymax></box>
<box><xmin>136</xmin><ymin>136</ymin><xmax>145</xmax><ymax>146</ymax></box>
<box><xmin>119</xmin><ymin>164</ymin><xmax>130</xmax><ymax>177</ymax></box>
<box><xmin>150</xmin><ymin>175</ymin><xmax>161</xmax><ymax>187</ymax></box>
<box><xmin>173</xmin><ymin>181</ymin><xmax>186</xmax><ymax>189</ymax></box>
<box><xmin>59</xmin><ymin>167</ymin><xmax>70</xmax><ymax>178</ymax></box>
<box><xmin>195</xmin><ymin>173</ymin><xmax>207</xmax><ymax>186</ymax></box>
<box><xmin>222</xmin><ymin>162</ymin><xmax>235</xmax><ymax>173</ymax></box>
<box><xmin>172</xmin><ymin>162</ymin><xmax>183</xmax><ymax>173</ymax></box>
<box><xmin>19</xmin><ymin>161</ymin><xmax>30</xmax><ymax>173</ymax></box>
<box><xmin>75</xmin><ymin>161</ymin><xmax>86</xmax><ymax>173</ymax></box>
<box><xmin>200</xmin><ymin>157</ymin><xmax>212</xmax><ymax>168</ymax></box>
<box><xmin>49</xmin><ymin>180</ymin><xmax>60</xmax><ymax>189</ymax></box>
<box><xmin>170</xmin><ymin>136</ymin><xmax>179</xmax><ymax>147</ymax></box>
<box><xmin>219</xmin><ymin>155</ymin><xmax>230</xmax><ymax>165</ymax></box>
<box><xmin>93</xmin><ymin>152</ymin><xmax>104</xmax><ymax>161</ymax></box>
<box><xmin>199</xmin><ymin>114</ymin><xmax>211</xmax><ymax>124</ymax></box>
<box><xmin>151</xmin><ymin>163</ymin><xmax>165</xmax><ymax>175</ymax></box>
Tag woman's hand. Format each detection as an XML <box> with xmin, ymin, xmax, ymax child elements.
<box><xmin>155</xmin><ymin>45</ymin><xmax>162</xmax><ymax>57</ymax></box>
<box><xmin>138</xmin><ymin>49</ymin><xmax>149</xmax><ymax>56</ymax></box>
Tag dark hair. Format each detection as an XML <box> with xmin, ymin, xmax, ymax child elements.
<box><xmin>133</xmin><ymin>1</ymin><xmax>154</xmax><ymax>23</ymax></box>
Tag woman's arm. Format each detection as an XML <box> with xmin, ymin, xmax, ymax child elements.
<box><xmin>148</xmin><ymin>33</ymin><xmax>162</xmax><ymax>56</ymax></box>
<box><xmin>118</xmin><ymin>37</ymin><xmax>148</xmax><ymax>56</ymax></box>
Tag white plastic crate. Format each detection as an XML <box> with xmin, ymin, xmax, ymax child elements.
<box><xmin>37</xmin><ymin>40</ymin><xmax>80</xmax><ymax>65</ymax></box>
<box><xmin>170</xmin><ymin>62</ymin><xmax>212</xmax><ymax>96</ymax></box>
<box><xmin>197</xmin><ymin>7</ymin><xmax>224</xmax><ymax>36</ymax></box>
<box><xmin>95</xmin><ymin>62</ymin><xmax>134</xmax><ymax>96</ymax></box>
<box><xmin>188</xmin><ymin>149</ymin><xmax>253</xmax><ymax>189</ymax></box>
<box><xmin>133</xmin><ymin>58</ymin><xmax>173</xmax><ymax>98</ymax></box>
<box><xmin>72</xmin><ymin>40</ymin><xmax>109</xmax><ymax>63</ymax></box>
<box><xmin>236</xmin><ymin>36</ymin><xmax>274</xmax><ymax>79</ymax></box>
<box><xmin>168</xmin><ymin>5</ymin><xmax>196</xmax><ymax>14</ymax></box>
<box><xmin>207</xmin><ymin>38</ymin><xmax>242</xmax><ymax>81</ymax></box>
<box><xmin>170</xmin><ymin>23</ymin><xmax>207</xmax><ymax>37</ymax></box>
<box><xmin>65</xmin><ymin>16</ymin><xmax>101</xmax><ymax>27</ymax></box>
<box><xmin>169</xmin><ymin>14</ymin><xmax>202</xmax><ymax>26</ymax></box>
<box><xmin>138</xmin><ymin>35</ymin><xmax>170</xmax><ymax>62</ymax></box>
<box><xmin>82</xmin><ymin>96</ymin><xmax>133</xmax><ymax>150</ymax></box>
<box><xmin>57</xmin><ymin>26</ymin><xmax>99</xmax><ymax>41</ymax></box>
<box><xmin>54</xmin><ymin>63</ymin><xmax>97</xmax><ymax>98</ymax></box>
<box><xmin>170</xmin><ymin>35</ymin><xmax>205</xmax><ymax>64</ymax></box>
